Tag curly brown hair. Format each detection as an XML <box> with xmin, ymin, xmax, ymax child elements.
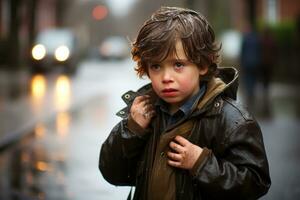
<box><xmin>131</xmin><ymin>6</ymin><xmax>221</xmax><ymax>81</ymax></box>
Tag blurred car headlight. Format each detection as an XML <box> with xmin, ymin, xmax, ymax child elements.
<box><xmin>32</xmin><ymin>44</ymin><xmax>46</xmax><ymax>60</ymax></box>
<box><xmin>55</xmin><ymin>45</ymin><xmax>70</xmax><ymax>62</ymax></box>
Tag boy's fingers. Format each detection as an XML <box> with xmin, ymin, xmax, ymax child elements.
<box><xmin>167</xmin><ymin>151</ymin><xmax>182</xmax><ymax>161</ymax></box>
<box><xmin>133</xmin><ymin>95</ymin><xmax>150</xmax><ymax>104</ymax></box>
<box><xmin>144</xmin><ymin>104</ymin><xmax>154</xmax><ymax>113</ymax></box>
<box><xmin>174</xmin><ymin>135</ymin><xmax>189</xmax><ymax>146</ymax></box>
<box><xmin>144</xmin><ymin>110</ymin><xmax>156</xmax><ymax>118</ymax></box>
<box><xmin>167</xmin><ymin>160</ymin><xmax>182</xmax><ymax>168</ymax></box>
<box><xmin>132</xmin><ymin>96</ymin><xmax>152</xmax><ymax>112</ymax></box>
<box><xmin>169</xmin><ymin>141</ymin><xmax>184</xmax><ymax>153</ymax></box>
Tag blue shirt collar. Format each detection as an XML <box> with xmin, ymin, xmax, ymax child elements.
<box><xmin>156</xmin><ymin>83</ymin><xmax>207</xmax><ymax>116</ymax></box>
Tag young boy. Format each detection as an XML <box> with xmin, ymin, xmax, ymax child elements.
<box><xmin>99</xmin><ymin>6</ymin><xmax>271</xmax><ymax>200</ymax></box>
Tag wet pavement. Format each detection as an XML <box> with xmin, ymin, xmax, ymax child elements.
<box><xmin>0</xmin><ymin>96</ymin><xmax>131</xmax><ymax>200</ymax></box>
<box><xmin>260</xmin><ymin>118</ymin><xmax>300</xmax><ymax>199</ymax></box>
<box><xmin>0</xmin><ymin>59</ymin><xmax>299</xmax><ymax>199</ymax></box>
<box><xmin>0</xmin><ymin>59</ymin><xmax>148</xmax><ymax>200</ymax></box>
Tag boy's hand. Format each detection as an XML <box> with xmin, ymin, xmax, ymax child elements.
<box><xmin>167</xmin><ymin>135</ymin><xmax>203</xmax><ymax>170</ymax></box>
<box><xmin>130</xmin><ymin>95</ymin><xmax>155</xmax><ymax>129</ymax></box>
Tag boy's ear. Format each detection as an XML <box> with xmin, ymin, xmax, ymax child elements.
<box><xmin>198</xmin><ymin>65</ymin><xmax>208</xmax><ymax>76</ymax></box>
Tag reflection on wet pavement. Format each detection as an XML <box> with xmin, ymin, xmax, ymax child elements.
<box><xmin>54</xmin><ymin>75</ymin><xmax>71</xmax><ymax>112</ymax></box>
<box><xmin>31</xmin><ymin>75</ymin><xmax>47</xmax><ymax>100</ymax></box>
<box><xmin>0</xmin><ymin>94</ymin><xmax>126</xmax><ymax>200</ymax></box>
<box><xmin>0</xmin><ymin>60</ymin><xmax>146</xmax><ymax>199</ymax></box>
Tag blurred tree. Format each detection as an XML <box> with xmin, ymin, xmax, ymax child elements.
<box><xmin>8</xmin><ymin>0</ymin><xmax>38</xmax><ymax>69</ymax></box>
<box><xmin>8</xmin><ymin>0</ymin><xmax>21</xmax><ymax>69</ymax></box>
<box><xmin>28</xmin><ymin>0</ymin><xmax>37</xmax><ymax>41</ymax></box>
<box><xmin>247</xmin><ymin>0</ymin><xmax>257</xmax><ymax>28</ymax></box>
<box><xmin>56</xmin><ymin>0</ymin><xmax>69</xmax><ymax>27</ymax></box>
<box><xmin>208</xmin><ymin>0</ymin><xmax>230</xmax><ymax>34</ymax></box>
<box><xmin>185</xmin><ymin>0</ymin><xmax>195</xmax><ymax>9</ymax></box>
<box><xmin>28</xmin><ymin>0</ymin><xmax>37</xmax><ymax>61</ymax></box>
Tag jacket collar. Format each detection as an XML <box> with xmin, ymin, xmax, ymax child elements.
<box><xmin>218</xmin><ymin>67</ymin><xmax>239</xmax><ymax>100</ymax></box>
<box><xmin>116</xmin><ymin>67</ymin><xmax>239</xmax><ymax>119</ymax></box>
<box><xmin>191</xmin><ymin>67</ymin><xmax>238</xmax><ymax>116</ymax></box>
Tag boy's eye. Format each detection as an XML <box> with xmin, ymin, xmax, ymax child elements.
<box><xmin>174</xmin><ymin>62</ymin><xmax>184</xmax><ymax>69</ymax></box>
<box><xmin>150</xmin><ymin>64</ymin><xmax>160</xmax><ymax>71</ymax></box>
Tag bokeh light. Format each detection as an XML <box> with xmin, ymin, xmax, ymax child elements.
<box><xmin>55</xmin><ymin>45</ymin><xmax>70</xmax><ymax>62</ymax></box>
<box><xmin>55</xmin><ymin>75</ymin><xmax>71</xmax><ymax>112</ymax></box>
<box><xmin>31</xmin><ymin>74</ymin><xmax>47</xmax><ymax>99</ymax></box>
<box><xmin>92</xmin><ymin>5</ymin><xmax>108</xmax><ymax>21</ymax></box>
<box><xmin>32</xmin><ymin>44</ymin><xmax>46</xmax><ymax>60</ymax></box>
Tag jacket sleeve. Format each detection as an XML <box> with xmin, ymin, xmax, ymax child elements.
<box><xmin>99</xmin><ymin>117</ymin><xmax>149</xmax><ymax>186</ymax></box>
<box><xmin>191</xmin><ymin>120</ymin><xmax>271</xmax><ymax>199</ymax></box>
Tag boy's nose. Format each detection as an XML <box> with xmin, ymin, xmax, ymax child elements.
<box><xmin>162</xmin><ymin>70</ymin><xmax>173</xmax><ymax>84</ymax></box>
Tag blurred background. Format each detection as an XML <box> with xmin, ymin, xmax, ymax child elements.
<box><xmin>0</xmin><ymin>0</ymin><xmax>299</xmax><ymax>199</ymax></box>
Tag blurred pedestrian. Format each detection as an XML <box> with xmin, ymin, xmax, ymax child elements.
<box><xmin>240</xmin><ymin>24</ymin><xmax>261</xmax><ymax>112</ymax></box>
<box><xmin>260</xmin><ymin>26</ymin><xmax>277</xmax><ymax>117</ymax></box>
<box><xmin>295</xmin><ymin>14</ymin><xmax>300</xmax><ymax>118</ymax></box>
<box><xmin>99</xmin><ymin>6</ymin><xmax>270</xmax><ymax>200</ymax></box>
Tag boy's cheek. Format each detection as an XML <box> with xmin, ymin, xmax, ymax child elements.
<box><xmin>151</xmin><ymin>84</ymin><xmax>161</xmax><ymax>97</ymax></box>
<box><xmin>178</xmin><ymin>81</ymin><xmax>194</xmax><ymax>93</ymax></box>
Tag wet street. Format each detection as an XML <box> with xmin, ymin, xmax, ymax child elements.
<box><xmin>0</xmin><ymin>59</ymin><xmax>299</xmax><ymax>199</ymax></box>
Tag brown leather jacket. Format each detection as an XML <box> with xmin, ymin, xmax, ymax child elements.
<box><xmin>99</xmin><ymin>67</ymin><xmax>271</xmax><ymax>200</ymax></box>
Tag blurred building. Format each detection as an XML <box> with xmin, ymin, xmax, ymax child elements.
<box><xmin>1</xmin><ymin>0</ymin><xmax>299</xmax><ymax>70</ymax></box>
<box><xmin>257</xmin><ymin>0</ymin><xmax>300</xmax><ymax>23</ymax></box>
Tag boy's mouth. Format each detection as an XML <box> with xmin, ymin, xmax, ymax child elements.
<box><xmin>162</xmin><ymin>88</ymin><xmax>177</xmax><ymax>92</ymax></box>
<box><xmin>161</xmin><ymin>88</ymin><xmax>178</xmax><ymax>97</ymax></box>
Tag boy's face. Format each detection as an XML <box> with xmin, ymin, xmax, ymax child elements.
<box><xmin>148</xmin><ymin>39</ymin><xmax>207</xmax><ymax>111</ymax></box>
